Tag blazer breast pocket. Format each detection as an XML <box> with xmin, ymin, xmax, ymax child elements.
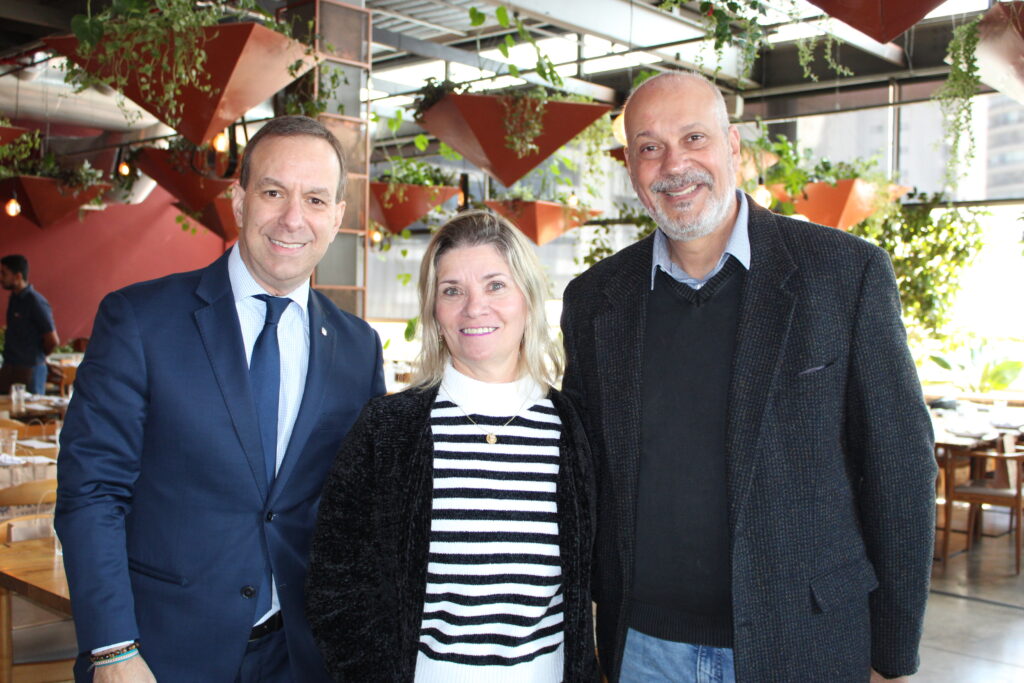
<box><xmin>796</xmin><ymin>359</ymin><xmax>836</xmax><ymax>378</ymax></box>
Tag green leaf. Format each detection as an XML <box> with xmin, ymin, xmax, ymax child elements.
<box><xmin>397</xmin><ymin>273</ymin><xmax>412</xmax><ymax>286</ymax></box>
<box><xmin>508</xmin><ymin>64</ymin><xmax>520</xmax><ymax>78</ymax></box>
<box><xmin>71</xmin><ymin>15</ymin><xmax>104</xmax><ymax>46</ymax></box>
<box><xmin>404</xmin><ymin>316</ymin><xmax>420</xmax><ymax>342</ymax></box>
<box><xmin>387</xmin><ymin>110</ymin><xmax>404</xmax><ymax>134</ymax></box>
<box><xmin>930</xmin><ymin>355</ymin><xmax>953</xmax><ymax>370</ymax></box>
<box><xmin>469</xmin><ymin>7</ymin><xmax>487</xmax><ymax>26</ymax></box>
<box><xmin>413</xmin><ymin>134</ymin><xmax>429</xmax><ymax>151</ymax></box>
<box><xmin>498</xmin><ymin>42</ymin><xmax>510</xmax><ymax>59</ymax></box>
<box><xmin>496</xmin><ymin>6</ymin><xmax>511</xmax><ymax>27</ymax></box>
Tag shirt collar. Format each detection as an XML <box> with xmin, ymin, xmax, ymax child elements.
<box><xmin>650</xmin><ymin>190</ymin><xmax>751</xmax><ymax>290</ymax></box>
<box><xmin>227</xmin><ymin>243</ymin><xmax>310</xmax><ymax>314</ymax></box>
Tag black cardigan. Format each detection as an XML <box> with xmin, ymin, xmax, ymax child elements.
<box><xmin>305</xmin><ymin>384</ymin><xmax>598</xmax><ymax>682</ymax></box>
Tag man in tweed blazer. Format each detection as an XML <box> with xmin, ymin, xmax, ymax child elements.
<box><xmin>561</xmin><ymin>73</ymin><xmax>936</xmax><ymax>682</ymax></box>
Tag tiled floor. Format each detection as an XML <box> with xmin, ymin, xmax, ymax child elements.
<box><xmin>921</xmin><ymin>507</ymin><xmax>1024</xmax><ymax>682</ymax></box>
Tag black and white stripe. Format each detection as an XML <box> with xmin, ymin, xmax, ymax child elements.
<box><xmin>416</xmin><ymin>396</ymin><xmax>564</xmax><ymax>681</ymax></box>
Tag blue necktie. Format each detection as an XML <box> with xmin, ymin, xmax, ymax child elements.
<box><xmin>250</xmin><ymin>294</ymin><xmax>290</xmax><ymax>485</ymax></box>
<box><xmin>250</xmin><ymin>294</ymin><xmax>289</xmax><ymax>618</ymax></box>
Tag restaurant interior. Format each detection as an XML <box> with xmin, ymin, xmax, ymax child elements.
<box><xmin>0</xmin><ymin>0</ymin><xmax>1023</xmax><ymax>680</ymax></box>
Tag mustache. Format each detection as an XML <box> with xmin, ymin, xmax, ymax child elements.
<box><xmin>650</xmin><ymin>170</ymin><xmax>714</xmax><ymax>193</ymax></box>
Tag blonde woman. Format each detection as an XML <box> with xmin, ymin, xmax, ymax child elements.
<box><xmin>306</xmin><ymin>210</ymin><xmax>596</xmax><ymax>682</ymax></box>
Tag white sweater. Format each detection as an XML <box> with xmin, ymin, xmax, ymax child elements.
<box><xmin>414</xmin><ymin>364</ymin><xmax>564</xmax><ymax>683</ymax></box>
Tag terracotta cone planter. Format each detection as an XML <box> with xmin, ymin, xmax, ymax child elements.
<box><xmin>977</xmin><ymin>2</ymin><xmax>1024</xmax><ymax>104</ymax></box>
<box><xmin>484</xmin><ymin>199</ymin><xmax>600</xmax><ymax>246</ymax></box>
<box><xmin>369</xmin><ymin>182</ymin><xmax>460</xmax><ymax>234</ymax></box>
<box><xmin>0</xmin><ymin>176</ymin><xmax>110</xmax><ymax>228</ymax></box>
<box><xmin>806</xmin><ymin>0</ymin><xmax>945</xmax><ymax>44</ymax></box>
<box><xmin>0</xmin><ymin>126</ymin><xmax>30</xmax><ymax>146</ymax></box>
<box><xmin>768</xmin><ymin>179</ymin><xmax>910</xmax><ymax>231</ymax></box>
<box><xmin>177</xmin><ymin>196</ymin><xmax>238</xmax><ymax>241</ymax></box>
<box><xmin>136</xmin><ymin>147</ymin><xmax>235</xmax><ymax>213</ymax></box>
<box><xmin>45</xmin><ymin>23</ymin><xmax>315</xmax><ymax>146</ymax></box>
<box><xmin>419</xmin><ymin>93</ymin><xmax>611</xmax><ymax>187</ymax></box>
<box><xmin>608</xmin><ymin>147</ymin><xmax>627</xmax><ymax>165</ymax></box>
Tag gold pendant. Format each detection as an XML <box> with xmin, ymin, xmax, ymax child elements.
<box><xmin>486</xmin><ymin>433</ymin><xmax>498</xmax><ymax>445</ymax></box>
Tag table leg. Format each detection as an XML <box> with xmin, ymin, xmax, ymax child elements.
<box><xmin>0</xmin><ymin>587</ymin><xmax>11</xmax><ymax>683</ymax></box>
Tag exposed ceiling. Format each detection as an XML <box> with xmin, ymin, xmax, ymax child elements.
<box><xmin>0</xmin><ymin>0</ymin><xmax>980</xmax><ymax>139</ymax></box>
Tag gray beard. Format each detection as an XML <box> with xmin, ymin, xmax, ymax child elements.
<box><xmin>641</xmin><ymin>171</ymin><xmax>735</xmax><ymax>243</ymax></box>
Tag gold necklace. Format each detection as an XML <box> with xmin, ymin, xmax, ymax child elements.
<box><xmin>444</xmin><ymin>384</ymin><xmax>531</xmax><ymax>445</ymax></box>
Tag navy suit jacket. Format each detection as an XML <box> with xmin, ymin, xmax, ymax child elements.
<box><xmin>56</xmin><ymin>251</ymin><xmax>385</xmax><ymax>682</ymax></box>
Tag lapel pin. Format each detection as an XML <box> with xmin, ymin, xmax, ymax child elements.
<box><xmin>321</xmin><ymin>326</ymin><xmax>327</xmax><ymax>336</ymax></box>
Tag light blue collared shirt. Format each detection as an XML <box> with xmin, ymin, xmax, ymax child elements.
<box><xmin>650</xmin><ymin>190</ymin><xmax>751</xmax><ymax>290</ymax></box>
<box><xmin>228</xmin><ymin>244</ymin><xmax>311</xmax><ymax>624</ymax></box>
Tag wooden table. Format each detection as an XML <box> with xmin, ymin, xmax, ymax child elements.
<box><xmin>0</xmin><ymin>538</ymin><xmax>71</xmax><ymax>682</ymax></box>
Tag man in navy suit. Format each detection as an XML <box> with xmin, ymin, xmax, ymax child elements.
<box><xmin>56</xmin><ymin>116</ymin><xmax>385</xmax><ymax>682</ymax></box>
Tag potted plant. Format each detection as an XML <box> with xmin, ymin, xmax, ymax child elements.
<box><xmin>805</xmin><ymin>1</ymin><xmax>946</xmax><ymax>44</ymax></box>
<box><xmin>134</xmin><ymin>137</ymin><xmax>238</xmax><ymax>213</ymax></box>
<box><xmin>44</xmin><ymin>0</ymin><xmax>316</xmax><ymax>146</ymax></box>
<box><xmin>1</xmin><ymin>128</ymin><xmax>109</xmax><ymax>228</ymax></box>
<box><xmin>370</xmin><ymin>157</ymin><xmax>460</xmax><ymax>235</ymax></box>
<box><xmin>414</xmin><ymin>79</ymin><xmax>611</xmax><ymax>187</ymax></box>
<box><xmin>756</xmin><ymin>133</ymin><xmax>909</xmax><ymax>230</ymax></box>
<box><xmin>484</xmin><ymin>184</ymin><xmax>601</xmax><ymax>247</ymax></box>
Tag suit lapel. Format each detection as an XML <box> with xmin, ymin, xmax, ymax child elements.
<box><xmin>726</xmin><ymin>203</ymin><xmax>797</xmax><ymax>529</ymax></box>
<box><xmin>595</xmin><ymin>236</ymin><xmax>653</xmax><ymax>584</ymax></box>
<box><xmin>270</xmin><ymin>290</ymin><xmax>334</xmax><ymax>501</ymax></box>
<box><xmin>193</xmin><ymin>252</ymin><xmax>268</xmax><ymax>499</ymax></box>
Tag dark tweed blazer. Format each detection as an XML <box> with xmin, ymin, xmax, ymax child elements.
<box><xmin>560</xmin><ymin>198</ymin><xmax>937</xmax><ymax>682</ymax></box>
<box><xmin>305</xmin><ymin>384</ymin><xmax>599</xmax><ymax>682</ymax></box>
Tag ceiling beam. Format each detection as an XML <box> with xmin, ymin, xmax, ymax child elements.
<box><xmin>0</xmin><ymin>0</ymin><xmax>76</xmax><ymax>31</ymax></box>
<box><xmin>372</xmin><ymin>27</ymin><xmax>617</xmax><ymax>102</ymax></box>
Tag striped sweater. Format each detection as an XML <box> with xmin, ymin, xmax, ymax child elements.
<box><xmin>414</xmin><ymin>365</ymin><xmax>564</xmax><ymax>683</ymax></box>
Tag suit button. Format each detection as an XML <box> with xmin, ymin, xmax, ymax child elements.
<box><xmin>266</xmin><ymin>511</ymin><xmax>275</xmax><ymax>522</ymax></box>
<box><xmin>241</xmin><ymin>585</ymin><xmax>256</xmax><ymax>598</ymax></box>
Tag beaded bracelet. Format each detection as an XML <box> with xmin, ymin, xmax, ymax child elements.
<box><xmin>93</xmin><ymin>648</ymin><xmax>140</xmax><ymax>667</ymax></box>
<box><xmin>89</xmin><ymin>642</ymin><xmax>139</xmax><ymax>664</ymax></box>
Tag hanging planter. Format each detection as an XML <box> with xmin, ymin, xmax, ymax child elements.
<box><xmin>484</xmin><ymin>199</ymin><xmax>600</xmax><ymax>246</ymax></box>
<box><xmin>0</xmin><ymin>126</ymin><xmax>30</xmax><ymax>146</ymax></box>
<box><xmin>0</xmin><ymin>176</ymin><xmax>110</xmax><ymax>228</ymax></box>
<box><xmin>135</xmin><ymin>147</ymin><xmax>235</xmax><ymax>213</ymax></box>
<box><xmin>178</xmin><ymin>196</ymin><xmax>238</xmax><ymax>242</ymax></box>
<box><xmin>768</xmin><ymin>179</ymin><xmax>910</xmax><ymax>231</ymax></box>
<box><xmin>44</xmin><ymin>22</ymin><xmax>315</xmax><ymax>146</ymax></box>
<box><xmin>805</xmin><ymin>0</ymin><xmax>946</xmax><ymax>44</ymax></box>
<box><xmin>369</xmin><ymin>182</ymin><xmax>460</xmax><ymax>234</ymax></box>
<box><xmin>418</xmin><ymin>93</ymin><xmax>610</xmax><ymax>187</ymax></box>
<box><xmin>976</xmin><ymin>2</ymin><xmax>1024</xmax><ymax>105</ymax></box>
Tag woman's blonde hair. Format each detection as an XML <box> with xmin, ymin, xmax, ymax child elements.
<box><xmin>410</xmin><ymin>209</ymin><xmax>564</xmax><ymax>390</ymax></box>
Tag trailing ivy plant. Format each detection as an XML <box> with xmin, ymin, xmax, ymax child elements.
<box><xmin>65</xmin><ymin>0</ymin><xmax>308</xmax><ymax>129</ymax></box>
<box><xmin>0</xmin><ymin>123</ymin><xmax>105</xmax><ymax>196</ymax></box>
<box><xmin>932</xmin><ymin>16</ymin><xmax>982</xmax><ymax>190</ymax></box>
<box><xmin>848</xmin><ymin>191</ymin><xmax>986</xmax><ymax>337</ymax></box>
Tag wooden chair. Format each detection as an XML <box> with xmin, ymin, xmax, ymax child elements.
<box><xmin>57</xmin><ymin>366</ymin><xmax>76</xmax><ymax>398</ymax></box>
<box><xmin>0</xmin><ymin>482</ymin><xmax>75</xmax><ymax>681</ymax></box>
<box><xmin>947</xmin><ymin>434</ymin><xmax>1024</xmax><ymax>575</ymax></box>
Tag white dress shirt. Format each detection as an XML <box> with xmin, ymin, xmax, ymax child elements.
<box><xmin>228</xmin><ymin>244</ymin><xmax>311</xmax><ymax>624</ymax></box>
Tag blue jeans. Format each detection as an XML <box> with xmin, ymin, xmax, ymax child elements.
<box><xmin>619</xmin><ymin>628</ymin><xmax>736</xmax><ymax>683</ymax></box>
